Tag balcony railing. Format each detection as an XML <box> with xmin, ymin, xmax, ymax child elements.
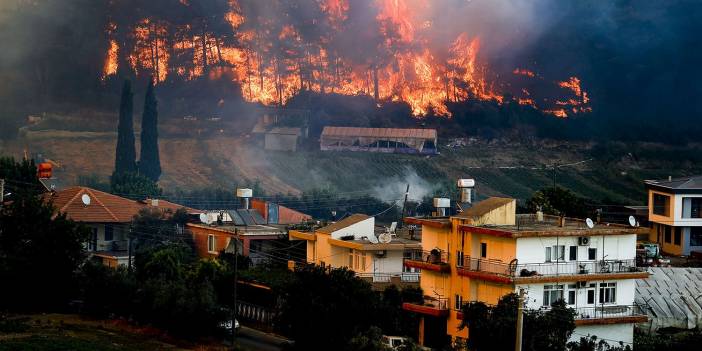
<box><xmin>356</xmin><ymin>272</ymin><xmax>420</xmax><ymax>283</ymax></box>
<box><xmin>96</xmin><ymin>240</ymin><xmax>129</xmax><ymax>252</ymax></box>
<box><xmin>572</xmin><ymin>305</ymin><xmax>646</xmax><ymax>321</ymax></box>
<box><xmin>458</xmin><ymin>256</ymin><xmax>645</xmax><ymax>279</ymax></box>
<box><xmin>404</xmin><ymin>249</ymin><xmax>450</xmax><ymax>265</ymax></box>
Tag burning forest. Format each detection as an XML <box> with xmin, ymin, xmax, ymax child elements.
<box><xmin>100</xmin><ymin>0</ymin><xmax>590</xmax><ymax>118</ymax></box>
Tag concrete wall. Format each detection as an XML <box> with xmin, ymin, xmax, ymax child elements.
<box><xmin>518</xmin><ymin>279</ymin><xmax>636</xmax><ymax>310</ymax></box>
<box><xmin>370</xmin><ymin>250</ymin><xmax>404</xmax><ymax>274</ymax></box>
<box><xmin>330</xmin><ymin>217</ymin><xmax>375</xmax><ymax>239</ymax></box>
<box><xmin>516</xmin><ymin>234</ymin><xmax>636</xmax><ymax>265</ymax></box>
<box><xmin>571</xmin><ymin>323</ymin><xmax>634</xmax><ymax>346</ymax></box>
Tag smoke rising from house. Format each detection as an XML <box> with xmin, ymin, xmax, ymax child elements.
<box><xmin>372</xmin><ymin>168</ymin><xmax>436</xmax><ymax>203</ymax></box>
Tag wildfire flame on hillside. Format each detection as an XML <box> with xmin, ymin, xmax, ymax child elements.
<box><xmin>102</xmin><ymin>0</ymin><xmax>590</xmax><ymax>117</ymax></box>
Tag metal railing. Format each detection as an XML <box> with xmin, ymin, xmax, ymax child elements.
<box><xmin>96</xmin><ymin>240</ymin><xmax>129</xmax><ymax>252</ymax></box>
<box><xmin>356</xmin><ymin>272</ymin><xmax>421</xmax><ymax>283</ymax></box>
<box><xmin>422</xmin><ymin>297</ymin><xmax>449</xmax><ymax>310</ymax></box>
<box><xmin>458</xmin><ymin>256</ymin><xmax>644</xmax><ymax>278</ymax></box>
<box><xmin>404</xmin><ymin>249</ymin><xmax>450</xmax><ymax>265</ymax></box>
<box><xmin>572</xmin><ymin>305</ymin><xmax>646</xmax><ymax>320</ymax></box>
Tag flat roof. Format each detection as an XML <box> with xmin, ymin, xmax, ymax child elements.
<box><xmin>462</xmin><ymin>214</ymin><xmax>648</xmax><ymax>238</ymax></box>
<box><xmin>645</xmin><ymin>175</ymin><xmax>702</xmax><ymax>194</ymax></box>
<box><xmin>187</xmin><ymin>223</ymin><xmax>286</xmax><ymax>236</ymax></box>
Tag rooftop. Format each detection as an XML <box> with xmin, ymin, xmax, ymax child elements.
<box><xmin>317</xmin><ymin>214</ymin><xmax>371</xmax><ymax>234</ymax></box>
<box><xmin>645</xmin><ymin>175</ymin><xmax>702</xmax><ymax>193</ymax></box>
<box><xmin>463</xmin><ymin>214</ymin><xmax>648</xmax><ymax>238</ymax></box>
<box><xmin>187</xmin><ymin>222</ymin><xmax>287</xmax><ymax>236</ymax></box>
<box><xmin>321</xmin><ymin>126</ymin><xmax>437</xmax><ymax>139</ymax></box>
<box><xmin>454</xmin><ymin>197</ymin><xmax>514</xmax><ymax>219</ymax></box>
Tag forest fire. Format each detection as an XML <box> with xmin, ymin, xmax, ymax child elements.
<box><xmin>101</xmin><ymin>0</ymin><xmax>590</xmax><ymax>118</ymax></box>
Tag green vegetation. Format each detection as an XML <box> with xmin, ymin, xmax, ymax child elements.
<box><xmin>114</xmin><ymin>80</ymin><xmax>137</xmax><ymax>175</ymax></box>
<box><xmin>138</xmin><ymin>78</ymin><xmax>162</xmax><ymax>182</ymax></box>
<box><xmin>110</xmin><ymin>171</ymin><xmax>162</xmax><ymax>200</ymax></box>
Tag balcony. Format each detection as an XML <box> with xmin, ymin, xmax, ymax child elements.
<box><xmin>403</xmin><ymin>249</ymin><xmax>451</xmax><ymax>273</ymax></box>
<box><xmin>457</xmin><ymin>257</ymin><xmax>648</xmax><ymax>284</ymax></box>
<box><xmin>356</xmin><ymin>272</ymin><xmax>420</xmax><ymax>287</ymax></box>
<box><xmin>573</xmin><ymin>305</ymin><xmax>648</xmax><ymax>325</ymax></box>
<box><xmin>402</xmin><ymin>297</ymin><xmax>449</xmax><ymax>317</ymax></box>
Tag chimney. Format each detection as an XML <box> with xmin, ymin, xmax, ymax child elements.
<box><xmin>433</xmin><ymin>198</ymin><xmax>450</xmax><ymax>217</ymax></box>
<box><xmin>457</xmin><ymin>179</ymin><xmax>475</xmax><ymax>204</ymax></box>
<box><xmin>151</xmin><ymin>199</ymin><xmax>159</xmax><ymax>207</ymax></box>
<box><xmin>236</xmin><ymin>188</ymin><xmax>253</xmax><ymax>209</ymax></box>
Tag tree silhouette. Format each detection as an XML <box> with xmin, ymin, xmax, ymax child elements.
<box><xmin>114</xmin><ymin>80</ymin><xmax>137</xmax><ymax>175</ymax></box>
<box><xmin>138</xmin><ymin>78</ymin><xmax>161</xmax><ymax>182</ymax></box>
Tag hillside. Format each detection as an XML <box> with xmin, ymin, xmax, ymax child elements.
<box><xmin>3</xmin><ymin>117</ymin><xmax>700</xmax><ymax>205</ymax></box>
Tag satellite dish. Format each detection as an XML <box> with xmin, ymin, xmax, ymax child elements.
<box><xmin>378</xmin><ymin>233</ymin><xmax>392</xmax><ymax>244</ymax></box>
<box><xmin>628</xmin><ymin>215</ymin><xmax>637</xmax><ymax>227</ymax></box>
<box><xmin>585</xmin><ymin>218</ymin><xmax>595</xmax><ymax>229</ymax></box>
<box><xmin>81</xmin><ymin>194</ymin><xmax>91</xmax><ymax>206</ymax></box>
<box><xmin>367</xmin><ymin>234</ymin><xmax>379</xmax><ymax>244</ymax></box>
<box><xmin>199</xmin><ymin>213</ymin><xmax>209</xmax><ymax>224</ymax></box>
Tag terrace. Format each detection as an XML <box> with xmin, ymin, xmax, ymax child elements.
<box><xmin>402</xmin><ymin>296</ymin><xmax>450</xmax><ymax>317</ymax></box>
<box><xmin>403</xmin><ymin>249</ymin><xmax>451</xmax><ymax>273</ymax></box>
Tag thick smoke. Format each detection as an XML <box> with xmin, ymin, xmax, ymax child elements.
<box><xmin>372</xmin><ymin>167</ymin><xmax>436</xmax><ymax>203</ymax></box>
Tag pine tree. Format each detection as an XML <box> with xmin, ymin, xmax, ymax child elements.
<box><xmin>114</xmin><ymin>80</ymin><xmax>136</xmax><ymax>174</ymax></box>
<box><xmin>138</xmin><ymin>77</ymin><xmax>161</xmax><ymax>182</ymax></box>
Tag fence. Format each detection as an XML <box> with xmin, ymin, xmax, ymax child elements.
<box><xmin>573</xmin><ymin>305</ymin><xmax>646</xmax><ymax>320</ymax></box>
<box><xmin>458</xmin><ymin>256</ymin><xmax>643</xmax><ymax>278</ymax></box>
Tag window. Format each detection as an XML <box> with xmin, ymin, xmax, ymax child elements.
<box><xmin>456</xmin><ymin>250</ymin><xmax>464</xmax><ymax>267</ymax></box>
<box><xmin>454</xmin><ymin>294</ymin><xmax>463</xmax><ymax>310</ymax></box>
<box><xmin>664</xmin><ymin>226</ymin><xmax>672</xmax><ymax>243</ymax></box>
<box><xmin>349</xmin><ymin>249</ymin><xmax>366</xmax><ymax>270</ymax></box>
<box><xmin>599</xmin><ymin>282</ymin><xmax>616</xmax><ymax>304</ymax></box>
<box><xmin>586</xmin><ymin>284</ymin><xmax>596</xmax><ymax>304</ymax></box>
<box><xmin>653</xmin><ymin>193</ymin><xmax>670</xmax><ymax>216</ymax></box>
<box><xmin>588</xmin><ymin>248</ymin><xmax>597</xmax><ymax>260</ymax></box>
<box><xmin>567</xmin><ymin>284</ymin><xmax>577</xmax><ymax>305</ymax></box>
<box><xmin>545</xmin><ymin>245</ymin><xmax>565</xmax><ymax>262</ymax></box>
<box><xmin>543</xmin><ymin>284</ymin><xmax>564</xmax><ymax>306</ymax></box>
<box><xmin>104</xmin><ymin>225</ymin><xmax>114</xmax><ymax>241</ymax></box>
<box><xmin>674</xmin><ymin>228</ymin><xmax>682</xmax><ymax>245</ymax></box>
<box><xmin>480</xmin><ymin>243</ymin><xmax>487</xmax><ymax>258</ymax></box>
<box><xmin>691</xmin><ymin>227</ymin><xmax>702</xmax><ymax>246</ymax></box>
<box><xmin>207</xmin><ymin>235</ymin><xmax>216</xmax><ymax>252</ymax></box>
<box><xmin>682</xmin><ymin>197</ymin><xmax>702</xmax><ymax>218</ymax></box>
<box><xmin>569</xmin><ymin>246</ymin><xmax>577</xmax><ymax>261</ymax></box>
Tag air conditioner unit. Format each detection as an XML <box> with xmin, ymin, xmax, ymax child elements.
<box><xmin>578</xmin><ymin>236</ymin><xmax>591</xmax><ymax>246</ymax></box>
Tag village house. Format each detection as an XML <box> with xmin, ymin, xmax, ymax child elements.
<box><xmin>403</xmin><ymin>192</ymin><xmax>648</xmax><ymax>348</ymax></box>
<box><xmin>44</xmin><ymin>186</ymin><xmax>199</xmax><ymax>267</ymax></box>
<box><xmin>288</xmin><ymin>214</ymin><xmax>422</xmax><ymax>289</ymax></box>
<box><xmin>645</xmin><ymin>175</ymin><xmax>702</xmax><ymax>256</ymax></box>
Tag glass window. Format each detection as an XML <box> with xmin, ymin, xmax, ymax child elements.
<box><xmin>567</xmin><ymin>284</ymin><xmax>577</xmax><ymax>305</ymax></box>
<box><xmin>653</xmin><ymin>193</ymin><xmax>670</xmax><ymax>216</ymax></box>
<box><xmin>545</xmin><ymin>247</ymin><xmax>552</xmax><ymax>262</ymax></box>
<box><xmin>569</xmin><ymin>246</ymin><xmax>577</xmax><ymax>261</ymax></box>
<box><xmin>545</xmin><ymin>245</ymin><xmax>565</xmax><ymax>262</ymax></box>
<box><xmin>454</xmin><ymin>294</ymin><xmax>463</xmax><ymax>310</ymax></box>
<box><xmin>599</xmin><ymin>282</ymin><xmax>616</xmax><ymax>304</ymax></box>
<box><xmin>691</xmin><ymin>227</ymin><xmax>702</xmax><ymax>247</ymax></box>
<box><xmin>664</xmin><ymin>226</ymin><xmax>672</xmax><ymax>243</ymax></box>
<box><xmin>587</xmin><ymin>289</ymin><xmax>595</xmax><ymax>304</ymax></box>
<box><xmin>674</xmin><ymin>228</ymin><xmax>682</xmax><ymax>245</ymax></box>
<box><xmin>683</xmin><ymin>197</ymin><xmax>702</xmax><ymax>218</ymax></box>
<box><xmin>543</xmin><ymin>284</ymin><xmax>564</xmax><ymax>306</ymax></box>
<box><xmin>456</xmin><ymin>250</ymin><xmax>464</xmax><ymax>266</ymax></box>
<box><xmin>588</xmin><ymin>248</ymin><xmax>597</xmax><ymax>260</ymax></box>
<box><xmin>480</xmin><ymin>243</ymin><xmax>487</xmax><ymax>258</ymax></box>
<box><xmin>104</xmin><ymin>225</ymin><xmax>114</xmax><ymax>241</ymax></box>
<box><xmin>207</xmin><ymin>235</ymin><xmax>216</xmax><ymax>252</ymax></box>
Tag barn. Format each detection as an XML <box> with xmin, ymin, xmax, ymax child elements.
<box><xmin>320</xmin><ymin>127</ymin><xmax>438</xmax><ymax>154</ymax></box>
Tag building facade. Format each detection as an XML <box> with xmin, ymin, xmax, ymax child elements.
<box><xmin>646</xmin><ymin>176</ymin><xmax>702</xmax><ymax>255</ymax></box>
<box><xmin>403</xmin><ymin>197</ymin><xmax>648</xmax><ymax>348</ymax></box>
<box><xmin>289</xmin><ymin>214</ymin><xmax>422</xmax><ymax>289</ymax></box>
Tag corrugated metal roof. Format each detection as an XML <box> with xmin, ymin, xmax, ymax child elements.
<box><xmin>636</xmin><ymin>267</ymin><xmax>702</xmax><ymax>331</ymax></box>
<box><xmin>321</xmin><ymin>126</ymin><xmax>437</xmax><ymax>139</ymax></box>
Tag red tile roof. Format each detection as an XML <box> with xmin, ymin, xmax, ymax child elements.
<box><xmin>44</xmin><ymin>187</ymin><xmax>198</xmax><ymax>223</ymax></box>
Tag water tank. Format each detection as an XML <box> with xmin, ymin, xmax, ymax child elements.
<box><xmin>433</xmin><ymin>198</ymin><xmax>450</xmax><ymax>208</ymax></box>
<box><xmin>457</xmin><ymin>179</ymin><xmax>475</xmax><ymax>188</ymax></box>
<box><xmin>236</xmin><ymin>188</ymin><xmax>253</xmax><ymax>198</ymax></box>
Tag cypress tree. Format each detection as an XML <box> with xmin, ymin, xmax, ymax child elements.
<box><xmin>114</xmin><ymin>80</ymin><xmax>136</xmax><ymax>174</ymax></box>
<box><xmin>138</xmin><ymin>77</ymin><xmax>161</xmax><ymax>182</ymax></box>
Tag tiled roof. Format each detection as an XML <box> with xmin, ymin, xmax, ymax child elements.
<box><xmin>454</xmin><ymin>197</ymin><xmax>514</xmax><ymax>218</ymax></box>
<box><xmin>45</xmin><ymin>187</ymin><xmax>196</xmax><ymax>223</ymax></box>
<box><xmin>321</xmin><ymin>127</ymin><xmax>437</xmax><ymax>139</ymax></box>
<box><xmin>317</xmin><ymin>214</ymin><xmax>371</xmax><ymax>234</ymax></box>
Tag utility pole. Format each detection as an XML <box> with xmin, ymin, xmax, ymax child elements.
<box><xmin>515</xmin><ymin>288</ymin><xmax>525</xmax><ymax>351</ymax></box>
<box><xmin>399</xmin><ymin>183</ymin><xmax>410</xmax><ymax>228</ymax></box>
<box><xmin>232</xmin><ymin>229</ymin><xmax>239</xmax><ymax>347</ymax></box>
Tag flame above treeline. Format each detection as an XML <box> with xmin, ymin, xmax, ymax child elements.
<box><xmin>102</xmin><ymin>0</ymin><xmax>590</xmax><ymax>118</ymax></box>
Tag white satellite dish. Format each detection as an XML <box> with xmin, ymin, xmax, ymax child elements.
<box><xmin>585</xmin><ymin>218</ymin><xmax>595</xmax><ymax>229</ymax></box>
<box><xmin>199</xmin><ymin>213</ymin><xmax>209</xmax><ymax>224</ymax></box>
<box><xmin>378</xmin><ymin>233</ymin><xmax>392</xmax><ymax>244</ymax></box>
<box><xmin>367</xmin><ymin>234</ymin><xmax>379</xmax><ymax>244</ymax></box>
<box><xmin>628</xmin><ymin>215</ymin><xmax>637</xmax><ymax>227</ymax></box>
<box><xmin>81</xmin><ymin>194</ymin><xmax>91</xmax><ymax>206</ymax></box>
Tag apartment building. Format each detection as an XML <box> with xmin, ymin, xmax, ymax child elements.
<box><xmin>645</xmin><ymin>175</ymin><xmax>702</xmax><ymax>255</ymax></box>
<box><xmin>403</xmin><ymin>197</ymin><xmax>648</xmax><ymax>348</ymax></box>
<box><xmin>289</xmin><ymin>214</ymin><xmax>422</xmax><ymax>289</ymax></box>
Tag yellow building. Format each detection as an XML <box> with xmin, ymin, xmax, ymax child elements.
<box><xmin>289</xmin><ymin>214</ymin><xmax>422</xmax><ymax>289</ymax></box>
<box><xmin>645</xmin><ymin>176</ymin><xmax>702</xmax><ymax>256</ymax></box>
<box><xmin>403</xmin><ymin>197</ymin><xmax>649</xmax><ymax>348</ymax></box>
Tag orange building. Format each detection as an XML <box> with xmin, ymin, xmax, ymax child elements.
<box><xmin>403</xmin><ymin>197</ymin><xmax>649</xmax><ymax>348</ymax></box>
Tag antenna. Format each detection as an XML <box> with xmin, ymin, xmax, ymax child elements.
<box><xmin>628</xmin><ymin>215</ymin><xmax>637</xmax><ymax>227</ymax></box>
<box><xmin>378</xmin><ymin>232</ymin><xmax>392</xmax><ymax>244</ymax></box>
<box><xmin>81</xmin><ymin>194</ymin><xmax>91</xmax><ymax>206</ymax></box>
<box><xmin>585</xmin><ymin>218</ymin><xmax>594</xmax><ymax>229</ymax></box>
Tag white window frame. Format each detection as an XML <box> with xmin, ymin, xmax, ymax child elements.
<box><xmin>543</xmin><ymin>284</ymin><xmax>565</xmax><ymax>306</ymax></box>
<box><xmin>207</xmin><ymin>234</ymin><xmax>216</xmax><ymax>253</ymax></box>
<box><xmin>598</xmin><ymin>282</ymin><xmax>616</xmax><ymax>304</ymax></box>
<box><xmin>454</xmin><ymin>294</ymin><xmax>463</xmax><ymax>310</ymax></box>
